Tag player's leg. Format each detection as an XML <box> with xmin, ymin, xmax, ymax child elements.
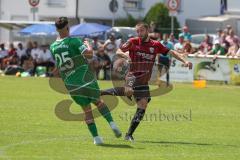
<box><xmin>84</xmin><ymin>81</ymin><xmax>122</xmax><ymax>137</ymax></box>
<box><xmin>100</xmin><ymin>73</ymin><xmax>135</xmax><ymax>99</ymax></box>
<box><xmin>82</xmin><ymin>105</ymin><xmax>103</xmax><ymax>145</ymax></box>
<box><xmin>70</xmin><ymin>91</ymin><xmax>104</xmax><ymax>145</ymax></box>
<box><xmin>100</xmin><ymin>87</ymin><xmax>125</xmax><ymax>96</ymax></box>
<box><xmin>100</xmin><ymin>86</ymin><xmax>134</xmax><ymax>101</ymax></box>
<box><xmin>125</xmin><ymin>98</ymin><xmax>147</xmax><ymax>141</ymax></box>
<box><xmin>94</xmin><ymin>99</ymin><xmax>122</xmax><ymax>138</ymax></box>
<box><xmin>125</xmin><ymin>85</ymin><xmax>150</xmax><ymax>141</ymax></box>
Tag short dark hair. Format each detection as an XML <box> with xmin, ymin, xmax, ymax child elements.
<box><xmin>136</xmin><ymin>22</ymin><xmax>149</xmax><ymax>29</ymax></box>
<box><xmin>55</xmin><ymin>17</ymin><xmax>68</xmax><ymax>30</ymax></box>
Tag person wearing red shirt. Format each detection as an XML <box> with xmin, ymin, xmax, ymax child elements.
<box><xmin>101</xmin><ymin>22</ymin><xmax>192</xmax><ymax>141</ymax></box>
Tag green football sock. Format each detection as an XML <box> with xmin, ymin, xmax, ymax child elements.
<box><xmin>98</xmin><ymin>105</ymin><xmax>113</xmax><ymax>123</ymax></box>
<box><xmin>87</xmin><ymin>123</ymin><xmax>98</xmax><ymax>137</ymax></box>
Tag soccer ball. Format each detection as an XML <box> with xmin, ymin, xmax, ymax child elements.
<box><xmin>112</xmin><ymin>58</ymin><xmax>129</xmax><ymax>78</ymax></box>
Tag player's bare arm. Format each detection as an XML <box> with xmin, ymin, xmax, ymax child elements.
<box><xmin>120</xmin><ymin>40</ymin><xmax>132</xmax><ymax>51</ymax></box>
<box><xmin>116</xmin><ymin>49</ymin><xmax>130</xmax><ymax>60</ymax></box>
<box><xmin>169</xmin><ymin>50</ymin><xmax>193</xmax><ymax>69</ymax></box>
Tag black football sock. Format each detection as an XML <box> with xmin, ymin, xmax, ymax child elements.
<box><xmin>127</xmin><ymin>108</ymin><xmax>145</xmax><ymax>136</ymax></box>
<box><xmin>100</xmin><ymin>87</ymin><xmax>125</xmax><ymax>96</ymax></box>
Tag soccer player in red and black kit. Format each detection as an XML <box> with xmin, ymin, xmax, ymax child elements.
<box><xmin>101</xmin><ymin>22</ymin><xmax>192</xmax><ymax>141</ymax></box>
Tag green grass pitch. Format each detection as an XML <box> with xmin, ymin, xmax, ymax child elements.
<box><xmin>0</xmin><ymin>76</ymin><xmax>240</xmax><ymax>160</ymax></box>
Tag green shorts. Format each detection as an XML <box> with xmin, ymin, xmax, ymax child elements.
<box><xmin>66</xmin><ymin>81</ymin><xmax>100</xmax><ymax>107</ymax></box>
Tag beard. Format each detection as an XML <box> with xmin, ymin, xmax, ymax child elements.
<box><xmin>140</xmin><ymin>34</ymin><xmax>148</xmax><ymax>43</ymax></box>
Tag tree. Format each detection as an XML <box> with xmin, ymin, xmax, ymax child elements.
<box><xmin>115</xmin><ymin>14</ymin><xmax>137</xmax><ymax>27</ymax></box>
<box><xmin>144</xmin><ymin>2</ymin><xmax>180</xmax><ymax>35</ymax></box>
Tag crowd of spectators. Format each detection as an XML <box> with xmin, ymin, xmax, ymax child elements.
<box><xmin>0</xmin><ymin>24</ymin><xmax>240</xmax><ymax>79</ymax></box>
<box><xmin>196</xmin><ymin>25</ymin><xmax>240</xmax><ymax>58</ymax></box>
<box><xmin>0</xmin><ymin>32</ymin><xmax>123</xmax><ymax>79</ymax></box>
<box><xmin>0</xmin><ymin>41</ymin><xmax>55</xmax><ymax>77</ymax></box>
<box><xmin>150</xmin><ymin>24</ymin><xmax>240</xmax><ymax>59</ymax></box>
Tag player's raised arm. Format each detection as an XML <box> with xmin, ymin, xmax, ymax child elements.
<box><xmin>168</xmin><ymin>50</ymin><xmax>193</xmax><ymax>69</ymax></box>
<box><xmin>155</xmin><ymin>40</ymin><xmax>192</xmax><ymax>70</ymax></box>
<box><xmin>120</xmin><ymin>39</ymin><xmax>133</xmax><ymax>53</ymax></box>
<box><xmin>82</xmin><ymin>40</ymin><xmax>93</xmax><ymax>59</ymax></box>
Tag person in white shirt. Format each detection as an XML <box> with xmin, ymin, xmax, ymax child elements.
<box><xmin>16</xmin><ymin>43</ymin><xmax>28</xmax><ymax>66</ymax></box>
<box><xmin>213</xmin><ymin>28</ymin><xmax>222</xmax><ymax>42</ymax></box>
<box><xmin>0</xmin><ymin>43</ymin><xmax>8</xmax><ymax>69</ymax></box>
<box><xmin>103</xmin><ymin>33</ymin><xmax>120</xmax><ymax>61</ymax></box>
<box><xmin>174</xmin><ymin>35</ymin><xmax>184</xmax><ymax>52</ymax></box>
<box><xmin>31</xmin><ymin>41</ymin><xmax>42</xmax><ymax>63</ymax></box>
<box><xmin>32</xmin><ymin>44</ymin><xmax>55</xmax><ymax>76</ymax></box>
<box><xmin>41</xmin><ymin>46</ymin><xmax>54</xmax><ymax>63</ymax></box>
<box><xmin>0</xmin><ymin>43</ymin><xmax>8</xmax><ymax>58</ymax></box>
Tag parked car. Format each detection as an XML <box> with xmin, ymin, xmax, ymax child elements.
<box><xmin>106</xmin><ymin>27</ymin><xmax>137</xmax><ymax>42</ymax></box>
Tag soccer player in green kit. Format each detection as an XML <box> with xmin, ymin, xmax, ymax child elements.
<box><xmin>50</xmin><ymin>17</ymin><xmax>121</xmax><ymax>145</ymax></box>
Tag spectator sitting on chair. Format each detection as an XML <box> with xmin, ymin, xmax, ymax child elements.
<box><xmin>226</xmin><ymin>39</ymin><xmax>239</xmax><ymax>58</ymax></box>
<box><xmin>214</xmin><ymin>28</ymin><xmax>222</xmax><ymax>42</ymax></box>
<box><xmin>174</xmin><ymin>35</ymin><xmax>184</xmax><ymax>53</ymax></box>
<box><xmin>220</xmin><ymin>32</ymin><xmax>230</xmax><ymax>53</ymax></box>
<box><xmin>226</xmin><ymin>25</ymin><xmax>232</xmax><ymax>36</ymax></box>
<box><xmin>3</xmin><ymin>54</ymin><xmax>19</xmax><ymax>72</ymax></box>
<box><xmin>226</xmin><ymin>29</ymin><xmax>239</xmax><ymax>46</ymax></box>
<box><xmin>25</xmin><ymin>41</ymin><xmax>33</xmax><ymax>58</ymax></box>
<box><xmin>2</xmin><ymin>43</ymin><xmax>17</xmax><ymax>69</ymax></box>
<box><xmin>8</xmin><ymin>43</ymin><xmax>17</xmax><ymax>56</ymax></box>
<box><xmin>207</xmin><ymin>40</ymin><xmax>226</xmax><ymax>62</ymax></box>
<box><xmin>32</xmin><ymin>45</ymin><xmax>55</xmax><ymax>76</ymax></box>
<box><xmin>196</xmin><ymin>34</ymin><xmax>213</xmax><ymax>56</ymax></box>
<box><xmin>182</xmin><ymin>40</ymin><xmax>194</xmax><ymax>56</ymax></box>
<box><xmin>16</xmin><ymin>43</ymin><xmax>28</xmax><ymax>66</ymax></box>
<box><xmin>7</xmin><ymin>54</ymin><xmax>19</xmax><ymax>66</ymax></box>
<box><xmin>30</xmin><ymin>41</ymin><xmax>41</xmax><ymax>61</ymax></box>
<box><xmin>0</xmin><ymin>43</ymin><xmax>8</xmax><ymax>69</ymax></box>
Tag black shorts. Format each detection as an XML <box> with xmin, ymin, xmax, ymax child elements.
<box><xmin>133</xmin><ymin>85</ymin><xmax>151</xmax><ymax>103</ymax></box>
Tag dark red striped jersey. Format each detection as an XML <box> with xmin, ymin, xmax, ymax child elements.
<box><xmin>121</xmin><ymin>37</ymin><xmax>169</xmax><ymax>85</ymax></box>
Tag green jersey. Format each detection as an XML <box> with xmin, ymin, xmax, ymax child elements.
<box><xmin>50</xmin><ymin>37</ymin><xmax>100</xmax><ymax>106</ymax></box>
<box><xmin>50</xmin><ymin>37</ymin><xmax>96</xmax><ymax>85</ymax></box>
